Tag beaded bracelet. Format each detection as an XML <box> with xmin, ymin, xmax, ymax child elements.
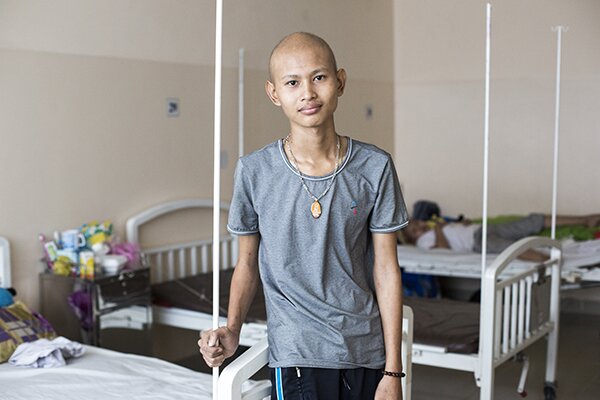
<box><xmin>382</xmin><ymin>370</ymin><xmax>406</xmax><ymax>378</ymax></box>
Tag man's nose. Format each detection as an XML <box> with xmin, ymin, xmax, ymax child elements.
<box><xmin>301</xmin><ymin>82</ymin><xmax>316</xmax><ymax>101</ymax></box>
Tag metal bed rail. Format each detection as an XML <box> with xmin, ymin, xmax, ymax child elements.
<box><xmin>142</xmin><ymin>235</ymin><xmax>237</xmax><ymax>283</ymax></box>
<box><xmin>479</xmin><ymin>236</ymin><xmax>561</xmax><ymax>399</ymax></box>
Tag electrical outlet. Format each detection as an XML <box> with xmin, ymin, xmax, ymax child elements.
<box><xmin>366</xmin><ymin>104</ymin><xmax>373</xmax><ymax>120</ymax></box>
<box><xmin>167</xmin><ymin>98</ymin><xmax>180</xmax><ymax>117</ymax></box>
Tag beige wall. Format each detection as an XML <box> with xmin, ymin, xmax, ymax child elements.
<box><xmin>0</xmin><ymin>1</ymin><xmax>395</xmax><ymax>313</ymax></box>
<box><xmin>394</xmin><ymin>0</ymin><xmax>600</xmax><ymax>217</ymax></box>
<box><xmin>3</xmin><ymin>0</ymin><xmax>598</xmax><ymax>364</ymax></box>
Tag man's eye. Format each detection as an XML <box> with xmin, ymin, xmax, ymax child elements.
<box><xmin>286</xmin><ymin>80</ymin><xmax>298</xmax><ymax>86</ymax></box>
<box><xmin>314</xmin><ymin>75</ymin><xmax>325</xmax><ymax>81</ymax></box>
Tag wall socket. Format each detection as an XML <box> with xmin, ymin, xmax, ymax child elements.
<box><xmin>167</xmin><ymin>98</ymin><xmax>180</xmax><ymax>117</ymax></box>
<box><xmin>366</xmin><ymin>104</ymin><xmax>373</xmax><ymax>120</ymax></box>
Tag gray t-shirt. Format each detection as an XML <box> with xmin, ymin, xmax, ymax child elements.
<box><xmin>227</xmin><ymin>137</ymin><xmax>408</xmax><ymax>369</ymax></box>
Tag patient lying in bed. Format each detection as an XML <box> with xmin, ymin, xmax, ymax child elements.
<box><xmin>399</xmin><ymin>213</ymin><xmax>600</xmax><ymax>262</ymax></box>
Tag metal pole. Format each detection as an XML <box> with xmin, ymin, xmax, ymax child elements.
<box><xmin>212</xmin><ymin>0</ymin><xmax>223</xmax><ymax>398</ymax></box>
<box><xmin>550</xmin><ymin>26</ymin><xmax>566</xmax><ymax>240</ymax></box>
<box><xmin>481</xmin><ymin>3</ymin><xmax>492</xmax><ymax>276</ymax></box>
<box><xmin>479</xmin><ymin>4</ymin><xmax>494</xmax><ymax>399</ymax></box>
<box><xmin>239</xmin><ymin>48</ymin><xmax>245</xmax><ymax>159</ymax></box>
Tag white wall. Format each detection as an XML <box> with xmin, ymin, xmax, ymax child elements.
<box><xmin>0</xmin><ymin>0</ymin><xmax>394</xmax><ymax>77</ymax></box>
<box><xmin>0</xmin><ymin>0</ymin><xmax>396</xmax><ymax>311</ymax></box>
<box><xmin>394</xmin><ymin>0</ymin><xmax>600</xmax><ymax>217</ymax></box>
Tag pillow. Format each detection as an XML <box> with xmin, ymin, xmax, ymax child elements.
<box><xmin>0</xmin><ymin>288</ymin><xmax>14</xmax><ymax>307</ymax></box>
<box><xmin>0</xmin><ymin>301</ymin><xmax>56</xmax><ymax>362</ymax></box>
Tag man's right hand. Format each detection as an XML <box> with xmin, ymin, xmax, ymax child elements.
<box><xmin>198</xmin><ymin>326</ymin><xmax>240</xmax><ymax>368</ymax></box>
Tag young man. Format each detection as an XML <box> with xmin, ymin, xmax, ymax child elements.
<box><xmin>199</xmin><ymin>32</ymin><xmax>408</xmax><ymax>400</ymax></box>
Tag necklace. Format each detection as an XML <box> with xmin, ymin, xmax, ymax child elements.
<box><xmin>284</xmin><ymin>134</ymin><xmax>341</xmax><ymax>219</ymax></box>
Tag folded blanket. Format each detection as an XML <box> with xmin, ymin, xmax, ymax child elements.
<box><xmin>8</xmin><ymin>336</ymin><xmax>85</xmax><ymax>368</ymax></box>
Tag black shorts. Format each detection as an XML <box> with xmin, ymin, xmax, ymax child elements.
<box><xmin>270</xmin><ymin>367</ymin><xmax>383</xmax><ymax>400</ymax></box>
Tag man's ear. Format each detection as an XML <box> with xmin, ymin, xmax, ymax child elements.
<box><xmin>265</xmin><ymin>80</ymin><xmax>281</xmax><ymax>106</ymax></box>
<box><xmin>336</xmin><ymin>68</ymin><xmax>347</xmax><ymax>96</ymax></box>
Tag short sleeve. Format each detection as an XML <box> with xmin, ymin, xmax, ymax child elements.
<box><xmin>227</xmin><ymin>160</ymin><xmax>259</xmax><ymax>235</ymax></box>
<box><xmin>369</xmin><ymin>157</ymin><xmax>409</xmax><ymax>233</ymax></box>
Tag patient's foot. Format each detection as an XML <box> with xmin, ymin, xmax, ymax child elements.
<box><xmin>519</xmin><ymin>249</ymin><xmax>549</xmax><ymax>263</ymax></box>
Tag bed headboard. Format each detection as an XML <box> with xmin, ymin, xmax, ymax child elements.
<box><xmin>0</xmin><ymin>236</ymin><xmax>11</xmax><ymax>288</ymax></box>
<box><xmin>126</xmin><ymin>199</ymin><xmax>230</xmax><ymax>244</ymax></box>
<box><xmin>126</xmin><ymin>199</ymin><xmax>237</xmax><ymax>283</ymax></box>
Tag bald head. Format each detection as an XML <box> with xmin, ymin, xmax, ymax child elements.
<box><xmin>268</xmin><ymin>32</ymin><xmax>338</xmax><ymax>81</ymax></box>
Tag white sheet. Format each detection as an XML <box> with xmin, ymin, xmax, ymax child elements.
<box><xmin>397</xmin><ymin>245</ymin><xmax>533</xmax><ymax>279</ymax></box>
<box><xmin>398</xmin><ymin>238</ymin><xmax>600</xmax><ymax>281</ymax></box>
<box><xmin>561</xmin><ymin>239</ymin><xmax>600</xmax><ymax>271</ymax></box>
<box><xmin>0</xmin><ymin>345</ymin><xmax>214</xmax><ymax>400</ymax></box>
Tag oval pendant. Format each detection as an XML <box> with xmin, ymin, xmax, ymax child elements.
<box><xmin>310</xmin><ymin>200</ymin><xmax>322</xmax><ymax>219</ymax></box>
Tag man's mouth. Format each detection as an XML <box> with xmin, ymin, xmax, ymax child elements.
<box><xmin>299</xmin><ymin>104</ymin><xmax>321</xmax><ymax>115</ymax></box>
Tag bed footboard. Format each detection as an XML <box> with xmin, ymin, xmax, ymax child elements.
<box><xmin>479</xmin><ymin>236</ymin><xmax>561</xmax><ymax>398</ymax></box>
<box><xmin>218</xmin><ymin>337</ymin><xmax>270</xmax><ymax>400</ymax></box>
<box><xmin>218</xmin><ymin>305</ymin><xmax>415</xmax><ymax>400</ymax></box>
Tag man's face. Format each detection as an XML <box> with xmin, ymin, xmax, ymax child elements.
<box><xmin>266</xmin><ymin>43</ymin><xmax>345</xmax><ymax>131</ymax></box>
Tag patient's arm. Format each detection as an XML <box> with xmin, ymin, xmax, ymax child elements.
<box><xmin>373</xmin><ymin>232</ymin><xmax>404</xmax><ymax>400</ymax></box>
<box><xmin>198</xmin><ymin>234</ymin><xmax>261</xmax><ymax>368</ymax></box>
<box><xmin>225</xmin><ymin>234</ymin><xmax>261</xmax><ymax>336</ymax></box>
<box><xmin>433</xmin><ymin>223</ymin><xmax>450</xmax><ymax>249</ymax></box>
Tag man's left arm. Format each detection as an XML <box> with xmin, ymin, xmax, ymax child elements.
<box><xmin>373</xmin><ymin>232</ymin><xmax>404</xmax><ymax>400</ymax></box>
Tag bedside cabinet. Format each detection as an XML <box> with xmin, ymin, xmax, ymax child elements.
<box><xmin>39</xmin><ymin>267</ymin><xmax>153</xmax><ymax>355</ymax></box>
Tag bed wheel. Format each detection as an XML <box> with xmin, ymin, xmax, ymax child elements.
<box><xmin>544</xmin><ymin>382</ymin><xmax>557</xmax><ymax>400</ymax></box>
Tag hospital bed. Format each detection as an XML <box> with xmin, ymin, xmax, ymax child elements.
<box><xmin>0</xmin><ymin>235</ymin><xmax>271</xmax><ymax>400</ymax></box>
<box><xmin>125</xmin><ymin>198</ymin><xmax>415</xmax><ymax>400</ymax></box>
<box><xmin>0</xmin><ymin>343</ymin><xmax>271</xmax><ymax>400</ymax></box>
<box><xmin>401</xmin><ymin>238</ymin><xmax>562</xmax><ymax>400</ymax></box>
<box><xmin>126</xmin><ymin>198</ymin><xmax>570</xmax><ymax>399</ymax></box>
<box><xmin>397</xmin><ymin>233</ymin><xmax>600</xmax><ymax>399</ymax></box>
<box><xmin>125</xmin><ymin>199</ymin><xmax>268</xmax><ymax>347</ymax></box>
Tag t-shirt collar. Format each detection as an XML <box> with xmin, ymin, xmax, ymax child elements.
<box><xmin>278</xmin><ymin>136</ymin><xmax>353</xmax><ymax>181</ymax></box>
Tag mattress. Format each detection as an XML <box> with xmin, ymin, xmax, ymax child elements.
<box><xmin>0</xmin><ymin>345</ymin><xmax>214</xmax><ymax>400</ymax></box>
<box><xmin>405</xmin><ymin>297</ymin><xmax>480</xmax><ymax>354</ymax></box>
<box><xmin>152</xmin><ymin>269</ymin><xmax>482</xmax><ymax>354</ymax></box>
<box><xmin>151</xmin><ymin>269</ymin><xmax>267</xmax><ymax>323</ymax></box>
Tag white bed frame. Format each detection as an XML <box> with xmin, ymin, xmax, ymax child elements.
<box><xmin>126</xmin><ymin>200</ymin><xmax>415</xmax><ymax>400</ymax></box>
<box><xmin>0</xmin><ymin>236</ymin><xmax>11</xmax><ymax>289</ymax></box>
<box><xmin>218</xmin><ymin>307</ymin><xmax>414</xmax><ymax>400</ymax></box>
<box><xmin>125</xmin><ymin>199</ymin><xmax>266</xmax><ymax>347</ymax></box>
<box><xmin>407</xmin><ymin>237</ymin><xmax>562</xmax><ymax>399</ymax></box>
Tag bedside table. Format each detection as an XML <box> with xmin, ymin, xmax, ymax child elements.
<box><xmin>39</xmin><ymin>267</ymin><xmax>152</xmax><ymax>354</ymax></box>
